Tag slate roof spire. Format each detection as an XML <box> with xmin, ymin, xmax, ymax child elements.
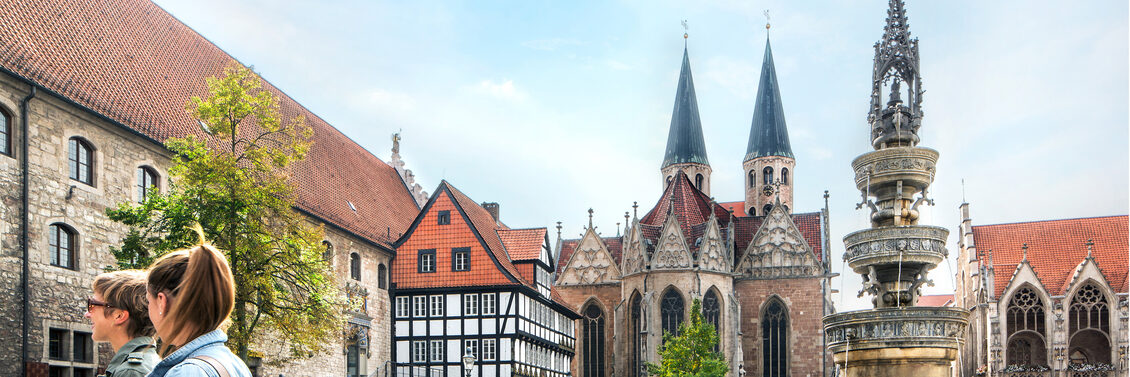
<box><xmin>661</xmin><ymin>45</ymin><xmax>710</xmax><ymax>168</ymax></box>
<box><xmin>745</xmin><ymin>36</ymin><xmax>794</xmax><ymax>161</ymax></box>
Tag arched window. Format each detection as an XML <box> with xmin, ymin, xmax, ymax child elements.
<box><xmin>48</xmin><ymin>223</ymin><xmax>77</xmax><ymax>269</ymax></box>
<box><xmin>322</xmin><ymin>241</ymin><xmax>334</xmax><ymax>262</ymax></box>
<box><xmin>1005</xmin><ymin>287</ymin><xmax>1047</xmax><ymax>366</ymax></box>
<box><xmin>762</xmin><ymin>166</ymin><xmax>773</xmax><ymax>185</ymax></box>
<box><xmin>582</xmin><ymin>303</ymin><xmax>605</xmax><ymax>377</ymax></box>
<box><xmin>350</xmin><ymin>252</ymin><xmax>361</xmax><ymax>281</ymax></box>
<box><xmin>629</xmin><ymin>292</ymin><xmax>644</xmax><ymax>377</ymax></box>
<box><xmin>762</xmin><ymin>298</ymin><xmax>788</xmax><ymax>377</ymax></box>
<box><xmin>68</xmin><ymin>137</ymin><xmax>94</xmax><ymax>185</ymax></box>
<box><xmin>377</xmin><ymin>264</ymin><xmax>388</xmax><ymax>289</ymax></box>
<box><xmin>763</xmin><ymin>204</ymin><xmax>773</xmax><ymax>216</ymax></box>
<box><xmin>1068</xmin><ymin>284</ymin><xmax>1111</xmax><ymax>365</ymax></box>
<box><xmin>703</xmin><ymin>290</ymin><xmax>721</xmax><ymax>351</ymax></box>
<box><xmin>748</xmin><ymin>208</ymin><xmax>756</xmax><ymax>217</ymax></box>
<box><xmin>660</xmin><ymin>289</ymin><xmax>684</xmax><ymax>337</ymax></box>
<box><xmin>137</xmin><ymin>166</ymin><xmax>159</xmax><ymax>203</ymax></box>
<box><xmin>695</xmin><ymin>174</ymin><xmax>704</xmax><ymax>190</ymax></box>
<box><xmin>748</xmin><ymin>170</ymin><xmax>755</xmax><ymax>188</ymax></box>
<box><xmin>781</xmin><ymin>168</ymin><xmax>789</xmax><ymax>185</ymax></box>
<box><xmin>0</xmin><ymin>107</ymin><xmax>11</xmax><ymax>155</ymax></box>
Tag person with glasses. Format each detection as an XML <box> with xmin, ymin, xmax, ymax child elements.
<box><xmin>86</xmin><ymin>270</ymin><xmax>159</xmax><ymax>377</ymax></box>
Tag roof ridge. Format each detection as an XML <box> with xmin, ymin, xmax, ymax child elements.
<box><xmin>973</xmin><ymin>214</ymin><xmax>1128</xmax><ymax>228</ymax></box>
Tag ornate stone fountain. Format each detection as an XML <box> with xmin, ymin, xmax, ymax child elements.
<box><xmin>823</xmin><ymin>2</ymin><xmax>968</xmax><ymax>376</ymax></box>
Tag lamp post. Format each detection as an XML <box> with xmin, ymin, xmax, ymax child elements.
<box><xmin>462</xmin><ymin>348</ymin><xmax>477</xmax><ymax>377</ymax></box>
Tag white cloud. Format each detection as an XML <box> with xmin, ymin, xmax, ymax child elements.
<box><xmin>474</xmin><ymin>79</ymin><xmax>528</xmax><ymax>102</ymax></box>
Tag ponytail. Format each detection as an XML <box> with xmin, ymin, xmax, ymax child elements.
<box><xmin>147</xmin><ymin>244</ymin><xmax>235</xmax><ymax>356</ymax></box>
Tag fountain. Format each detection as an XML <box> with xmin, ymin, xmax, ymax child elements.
<box><xmin>822</xmin><ymin>2</ymin><xmax>968</xmax><ymax>376</ymax></box>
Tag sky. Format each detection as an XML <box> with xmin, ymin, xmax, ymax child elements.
<box><xmin>153</xmin><ymin>0</ymin><xmax>1129</xmax><ymax>311</ymax></box>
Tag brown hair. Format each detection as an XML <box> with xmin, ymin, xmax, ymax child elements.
<box><xmin>147</xmin><ymin>244</ymin><xmax>235</xmax><ymax>356</ymax></box>
<box><xmin>92</xmin><ymin>270</ymin><xmax>155</xmax><ymax>338</ymax></box>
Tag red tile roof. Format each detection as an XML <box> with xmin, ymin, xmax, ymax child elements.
<box><xmin>498</xmin><ymin>228</ymin><xmax>547</xmax><ymax>262</ymax></box>
<box><xmin>973</xmin><ymin>215</ymin><xmax>1128</xmax><ymax>298</ymax></box>
<box><xmin>718</xmin><ymin>201</ymin><xmax>747</xmax><ymax>217</ymax></box>
<box><xmin>731</xmin><ymin>212</ymin><xmax>824</xmax><ymax>263</ymax></box>
<box><xmin>641</xmin><ymin>171</ymin><xmax>730</xmax><ymax>233</ymax></box>
<box><xmin>917</xmin><ymin>294</ymin><xmax>954</xmax><ymax>307</ymax></box>
<box><xmin>556</xmin><ymin>236</ymin><xmax>623</xmax><ymax>273</ymax></box>
<box><xmin>0</xmin><ymin>0</ymin><xmax>420</xmax><ymax>248</ymax></box>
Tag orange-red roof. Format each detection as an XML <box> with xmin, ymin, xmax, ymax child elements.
<box><xmin>917</xmin><ymin>294</ymin><xmax>954</xmax><ymax>307</ymax></box>
<box><xmin>498</xmin><ymin>228</ymin><xmax>547</xmax><ymax>262</ymax></box>
<box><xmin>973</xmin><ymin>215</ymin><xmax>1128</xmax><ymax>298</ymax></box>
<box><xmin>557</xmin><ymin>236</ymin><xmax>623</xmax><ymax>273</ymax></box>
<box><xmin>0</xmin><ymin>0</ymin><xmax>420</xmax><ymax>248</ymax></box>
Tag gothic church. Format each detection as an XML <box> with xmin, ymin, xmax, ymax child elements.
<box><xmin>553</xmin><ymin>30</ymin><xmax>834</xmax><ymax>377</ymax></box>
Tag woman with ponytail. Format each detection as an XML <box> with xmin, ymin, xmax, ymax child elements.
<box><xmin>146</xmin><ymin>244</ymin><xmax>251</xmax><ymax>377</ymax></box>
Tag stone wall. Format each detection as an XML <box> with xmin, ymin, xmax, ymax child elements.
<box><xmin>735</xmin><ymin>276</ymin><xmax>829</xmax><ymax>377</ymax></box>
<box><xmin>555</xmin><ymin>283</ymin><xmax>621</xmax><ymax>377</ymax></box>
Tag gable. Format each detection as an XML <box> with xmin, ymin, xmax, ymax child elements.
<box><xmin>621</xmin><ymin>221</ymin><xmax>650</xmax><ymax>276</ymax></box>
<box><xmin>697</xmin><ymin>217</ymin><xmax>730</xmax><ymax>273</ymax></box>
<box><xmin>556</xmin><ymin>228</ymin><xmax>622</xmax><ymax>286</ymax></box>
<box><xmin>734</xmin><ymin>204</ymin><xmax>822</xmax><ymax>279</ymax></box>
<box><xmin>652</xmin><ymin>212</ymin><xmax>694</xmax><ymax>269</ymax></box>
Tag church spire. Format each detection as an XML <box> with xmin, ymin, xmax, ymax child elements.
<box><xmin>661</xmin><ymin>46</ymin><xmax>709</xmax><ymax>168</ymax></box>
<box><xmin>744</xmin><ymin>37</ymin><xmax>793</xmax><ymax>161</ymax></box>
<box><xmin>868</xmin><ymin>0</ymin><xmax>924</xmax><ymax>150</ymax></box>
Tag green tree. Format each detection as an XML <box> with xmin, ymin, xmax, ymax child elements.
<box><xmin>107</xmin><ymin>64</ymin><xmax>343</xmax><ymax>362</ymax></box>
<box><xmin>647</xmin><ymin>299</ymin><xmax>729</xmax><ymax>377</ymax></box>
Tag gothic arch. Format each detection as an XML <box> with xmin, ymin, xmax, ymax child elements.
<box><xmin>1004</xmin><ymin>284</ymin><xmax>1048</xmax><ymax>366</ymax></box>
<box><xmin>1066</xmin><ymin>280</ymin><xmax>1113</xmax><ymax>365</ymax></box>
<box><xmin>702</xmin><ymin>287</ymin><xmax>722</xmax><ymax>351</ymax></box>
<box><xmin>581</xmin><ymin>298</ymin><xmax>607</xmax><ymax>377</ymax></box>
<box><xmin>628</xmin><ymin>290</ymin><xmax>645</xmax><ymax>377</ymax></box>
<box><xmin>659</xmin><ymin>286</ymin><xmax>685</xmax><ymax>337</ymax></box>
<box><xmin>760</xmin><ymin>296</ymin><xmax>789</xmax><ymax>377</ymax></box>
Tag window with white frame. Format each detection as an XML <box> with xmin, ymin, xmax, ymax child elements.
<box><xmin>429</xmin><ymin>340</ymin><xmax>444</xmax><ymax>362</ymax></box>
<box><xmin>452</xmin><ymin>247</ymin><xmax>470</xmax><ymax>271</ymax></box>
<box><xmin>464</xmin><ymin>339</ymin><xmax>478</xmax><ymax>358</ymax></box>
<box><xmin>430</xmin><ymin>295</ymin><xmax>444</xmax><ymax>317</ymax></box>
<box><xmin>396</xmin><ymin>297</ymin><xmax>410</xmax><ymax>318</ymax></box>
<box><xmin>482</xmin><ymin>293</ymin><xmax>496</xmax><ymax>315</ymax></box>
<box><xmin>482</xmin><ymin>339</ymin><xmax>496</xmax><ymax>361</ymax></box>
<box><xmin>413</xmin><ymin>341</ymin><xmax>427</xmax><ymax>362</ymax></box>
<box><xmin>464</xmin><ymin>294</ymin><xmax>479</xmax><ymax>316</ymax></box>
<box><xmin>413</xmin><ymin>296</ymin><xmax>427</xmax><ymax>318</ymax></box>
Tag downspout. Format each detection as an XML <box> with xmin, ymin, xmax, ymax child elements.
<box><xmin>19</xmin><ymin>85</ymin><xmax>37</xmax><ymax>377</ymax></box>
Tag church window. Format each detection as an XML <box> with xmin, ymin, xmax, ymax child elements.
<box><xmin>437</xmin><ymin>210</ymin><xmax>451</xmax><ymax>225</ymax></box>
<box><xmin>350</xmin><ymin>252</ymin><xmax>362</xmax><ymax>281</ymax></box>
<box><xmin>582</xmin><ymin>303</ymin><xmax>605</xmax><ymax>377</ymax></box>
<box><xmin>763</xmin><ymin>204</ymin><xmax>773</xmax><ymax>215</ymax></box>
<box><xmin>0</xmin><ymin>107</ymin><xmax>10</xmax><ymax>156</ymax></box>
<box><xmin>137</xmin><ymin>166</ymin><xmax>159</xmax><ymax>203</ymax></box>
<box><xmin>49</xmin><ymin>223</ymin><xmax>77</xmax><ymax>270</ymax></box>
<box><xmin>703</xmin><ymin>290</ymin><xmax>721</xmax><ymax>350</ymax></box>
<box><xmin>377</xmin><ymin>263</ymin><xmax>388</xmax><ymax>289</ymax></box>
<box><xmin>629</xmin><ymin>293</ymin><xmax>644</xmax><ymax>377</ymax></box>
<box><xmin>418</xmin><ymin>249</ymin><xmax>436</xmax><ymax>273</ymax></box>
<box><xmin>695</xmin><ymin>174</ymin><xmax>704</xmax><ymax>190</ymax></box>
<box><xmin>781</xmin><ymin>168</ymin><xmax>789</xmax><ymax>185</ymax></box>
<box><xmin>660</xmin><ymin>289</ymin><xmax>684</xmax><ymax>337</ymax></box>
<box><xmin>322</xmin><ymin>241</ymin><xmax>333</xmax><ymax>262</ymax></box>
<box><xmin>762</xmin><ymin>298</ymin><xmax>788</xmax><ymax>377</ymax></box>
<box><xmin>749</xmin><ymin>170</ymin><xmax>755</xmax><ymax>188</ymax></box>
<box><xmin>762</xmin><ymin>166</ymin><xmax>773</xmax><ymax>185</ymax></box>
<box><xmin>1006</xmin><ymin>287</ymin><xmax>1046</xmax><ymax>366</ymax></box>
<box><xmin>452</xmin><ymin>247</ymin><xmax>470</xmax><ymax>271</ymax></box>
<box><xmin>1067</xmin><ymin>284</ymin><xmax>1111</xmax><ymax>365</ymax></box>
<box><xmin>69</xmin><ymin>137</ymin><xmax>94</xmax><ymax>186</ymax></box>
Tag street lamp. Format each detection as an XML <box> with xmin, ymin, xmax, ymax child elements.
<box><xmin>461</xmin><ymin>348</ymin><xmax>477</xmax><ymax>377</ymax></box>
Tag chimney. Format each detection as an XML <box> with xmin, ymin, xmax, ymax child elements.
<box><xmin>481</xmin><ymin>202</ymin><xmax>500</xmax><ymax>222</ymax></box>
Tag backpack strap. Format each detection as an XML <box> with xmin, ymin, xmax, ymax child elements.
<box><xmin>191</xmin><ymin>355</ymin><xmax>231</xmax><ymax>377</ymax></box>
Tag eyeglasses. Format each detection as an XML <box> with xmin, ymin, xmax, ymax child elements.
<box><xmin>86</xmin><ymin>298</ymin><xmax>113</xmax><ymax>312</ymax></box>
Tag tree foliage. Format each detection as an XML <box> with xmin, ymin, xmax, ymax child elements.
<box><xmin>106</xmin><ymin>64</ymin><xmax>343</xmax><ymax>362</ymax></box>
<box><xmin>647</xmin><ymin>299</ymin><xmax>729</xmax><ymax>377</ymax></box>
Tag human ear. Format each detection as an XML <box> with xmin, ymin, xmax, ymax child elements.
<box><xmin>113</xmin><ymin>309</ymin><xmax>130</xmax><ymax>326</ymax></box>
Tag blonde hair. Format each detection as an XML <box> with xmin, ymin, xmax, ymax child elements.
<box><xmin>92</xmin><ymin>270</ymin><xmax>155</xmax><ymax>338</ymax></box>
<box><xmin>147</xmin><ymin>244</ymin><xmax>235</xmax><ymax>356</ymax></box>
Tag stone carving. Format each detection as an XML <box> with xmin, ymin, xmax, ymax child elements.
<box><xmin>558</xmin><ymin>227</ymin><xmax>622</xmax><ymax>285</ymax></box>
<box><xmin>824</xmin><ymin>307</ymin><xmax>968</xmax><ymax>354</ymax></box>
<box><xmin>652</xmin><ymin>213</ymin><xmax>693</xmax><ymax>269</ymax></box>
<box><xmin>734</xmin><ymin>205</ymin><xmax>821</xmax><ymax>279</ymax></box>
<box><xmin>696</xmin><ymin>217</ymin><xmax>730</xmax><ymax>273</ymax></box>
<box><xmin>620</xmin><ymin>222</ymin><xmax>648</xmax><ymax>276</ymax></box>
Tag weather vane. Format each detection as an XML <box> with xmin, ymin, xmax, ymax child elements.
<box><xmin>681</xmin><ymin>19</ymin><xmax>688</xmax><ymax>39</ymax></box>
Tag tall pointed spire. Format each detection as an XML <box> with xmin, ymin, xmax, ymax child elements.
<box><xmin>868</xmin><ymin>0</ymin><xmax>924</xmax><ymax>150</ymax></box>
<box><xmin>744</xmin><ymin>37</ymin><xmax>793</xmax><ymax>161</ymax></box>
<box><xmin>661</xmin><ymin>46</ymin><xmax>709</xmax><ymax>168</ymax></box>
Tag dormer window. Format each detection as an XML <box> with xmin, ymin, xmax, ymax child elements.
<box><xmin>437</xmin><ymin>211</ymin><xmax>451</xmax><ymax>225</ymax></box>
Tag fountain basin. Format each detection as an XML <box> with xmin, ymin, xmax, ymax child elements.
<box><xmin>852</xmin><ymin>147</ymin><xmax>938</xmax><ymax>193</ymax></box>
<box><xmin>843</xmin><ymin>225</ymin><xmax>948</xmax><ymax>275</ymax></box>
<box><xmin>824</xmin><ymin>307</ymin><xmax>969</xmax><ymax>377</ymax></box>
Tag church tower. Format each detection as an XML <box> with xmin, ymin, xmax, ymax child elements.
<box><xmin>743</xmin><ymin>26</ymin><xmax>795</xmax><ymax>216</ymax></box>
<box><xmin>661</xmin><ymin>34</ymin><xmax>712</xmax><ymax>195</ymax></box>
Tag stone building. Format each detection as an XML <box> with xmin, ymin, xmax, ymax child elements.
<box><xmin>553</xmin><ymin>31</ymin><xmax>834</xmax><ymax>377</ymax></box>
<box><xmin>953</xmin><ymin>205</ymin><xmax>1128</xmax><ymax>376</ymax></box>
<box><xmin>390</xmin><ymin>181</ymin><xmax>580</xmax><ymax>377</ymax></box>
<box><xmin>0</xmin><ymin>0</ymin><xmax>425</xmax><ymax>376</ymax></box>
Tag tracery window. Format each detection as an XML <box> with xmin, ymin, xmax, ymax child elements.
<box><xmin>660</xmin><ymin>289</ymin><xmax>684</xmax><ymax>337</ymax></box>
<box><xmin>703</xmin><ymin>290</ymin><xmax>721</xmax><ymax>351</ymax></box>
<box><xmin>761</xmin><ymin>298</ymin><xmax>788</xmax><ymax>377</ymax></box>
<box><xmin>762</xmin><ymin>166</ymin><xmax>773</xmax><ymax>185</ymax></box>
<box><xmin>1005</xmin><ymin>287</ymin><xmax>1047</xmax><ymax>366</ymax></box>
<box><xmin>629</xmin><ymin>293</ymin><xmax>644</xmax><ymax>377</ymax></box>
<box><xmin>1068</xmin><ymin>284</ymin><xmax>1111</xmax><ymax>364</ymax></box>
<box><xmin>581</xmin><ymin>303</ymin><xmax>605</xmax><ymax>377</ymax></box>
